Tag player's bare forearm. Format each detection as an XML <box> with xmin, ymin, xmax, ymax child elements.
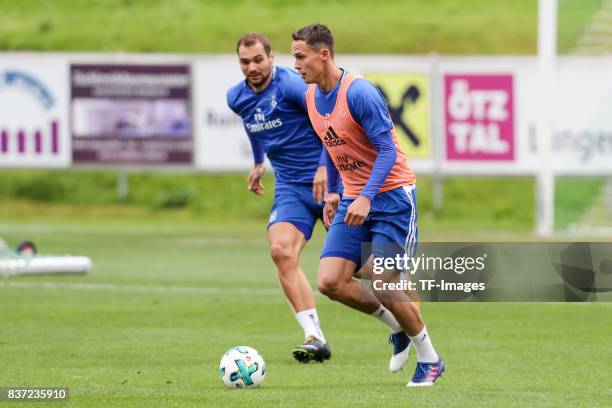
<box><xmin>247</xmin><ymin>163</ymin><xmax>266</xmax><ymax>195</ymax></box>
<box><xmin>312</xmin><ymin>165</ymin><xmax>328</xmax><ymax>203</ymax></box>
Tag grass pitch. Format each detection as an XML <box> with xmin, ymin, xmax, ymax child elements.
<box><xmin>0</xmin><ymin>0</ymin><xmax>604</xmax><ymax>55</ymax></box>
<box><xmin>0</xmin><ymin>220</ymin><xmax>610</xmax><ymax>407</ymax></box>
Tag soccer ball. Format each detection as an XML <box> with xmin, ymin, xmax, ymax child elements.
<box><xmin>219</xmin><ymin>346</ymin><xmax>266</xmax><ymax>388</ymax></box>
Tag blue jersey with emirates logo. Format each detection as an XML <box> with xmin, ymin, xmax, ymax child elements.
<box><xmin>227</xmin><ymin>66</ymin><xmax>323</xmax><ymax>184</ymax></box>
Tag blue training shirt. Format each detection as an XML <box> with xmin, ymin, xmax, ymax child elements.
<box><xmin>227</xmin><ymin>66</ymin><xmax>323</xmax><ymax>184</ymax></box>
<box><xmin>314</xmin><ymin>69</ymin><xmax>398</xmax><ymax>199</ymax></box>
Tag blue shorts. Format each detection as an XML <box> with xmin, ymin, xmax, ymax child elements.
<box><xmin>321</xmin><ymin>185</ymin><xmax>418</xmax><ymax>267</ymax></box>
<box><xmin>267</xmin><ymin>182</ymin><xmax>324</xmax><ymax>240</ymax></box>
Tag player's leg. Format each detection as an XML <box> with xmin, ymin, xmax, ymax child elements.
<box><xmin>369</xmin><ymin>186</ymin><xmax>444</xmax><ymax>386</ymax></box>
<box><xmin>357</xmin><ymin>255</ymin><xmax>414</xmax><ymax>372</ymax></box>
<box><xmin>268</xmin><ymin>222</ymin><xmax>324</xmax><ymax>338</ymax></box>
<box><xmin>318</xmin><ymin>198</ymin><xmax>408</xmax><ymax>342</ymax></box>
<box><xmin>269</xmin><ymin>222</ymin><xmax>313</xmax><ymax>312</ymax></box>
<box><xmin>317</xmin><ymin>198</ymin><xmax>380</xmax><ymax>313</ymax></box>
<box><xmin>376</xmin><ymin>277</ymin><xmax>444</xmax><ymax>386</ymax></box>
<box><xmin>267</xmin><ymin>183</ymin><xmax>330</xmax><ymax>363</ymax></box>
<box><xmin>319</xmin><ymin>255</ymin><xmax>413</xmax><ymax>370</ymax></box>
<box><xmin>269</xmin><ymin>222</ymin><xmax>330</xmax><ymax>363</ymax></box>
<box><xmin>318</xmin><ymin>256</ymin><xmax>379</xmax><ymax>313</ymax></box>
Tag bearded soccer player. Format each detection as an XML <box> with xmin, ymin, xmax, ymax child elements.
<box><xmin>227</xmin><ymin>32</ymin><xmax>331</xmax><ymax>363</ymax></box>
<box><xmin>291</xmin><ymin>23</ymin><xmax>444</xmax><ymax>386</ymax></box>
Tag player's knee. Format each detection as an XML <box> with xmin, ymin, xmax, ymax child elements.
<box><xmin>270</xmin><ymin>241</ymin><xmax>297</xmax><ymax>266</ymax></box>
<box><xmin>317</xmin><ymin>274</ymin><xmax>343</xmax><ymax>300</ymax></box>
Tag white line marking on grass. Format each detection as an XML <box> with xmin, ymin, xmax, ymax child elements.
<box><xmin>0</xmin><ymin>280</ymin><xmax>281</xmax><ymax>296</ymax></box>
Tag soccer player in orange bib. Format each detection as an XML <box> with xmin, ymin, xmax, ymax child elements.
<box><xmin>291</xmin><ymin>23</ymin><xmax>444</xmax><ymax>386</ymax></box>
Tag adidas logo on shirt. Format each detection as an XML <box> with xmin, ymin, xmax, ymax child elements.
<box><xmin>323</xmin><ymin>126</ymin><xmax>347</xmax><ymax>147</ymax></box>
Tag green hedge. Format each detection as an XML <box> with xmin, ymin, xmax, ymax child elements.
<box><xmin>0</xmin><ymin>170</ymin><xmax>540</xmax><ymax>229</ymax></box>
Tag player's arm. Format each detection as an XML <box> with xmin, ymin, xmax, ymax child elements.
<box><xmin>226</xmin><ymin>90</ymin><xmax>267</xmax><ymax>195</ymax></box>
<box><xmin>345</xmin><ymin>80</ymin><xmax>396</xmax><ymax>226</ymax></box>
<box><xmin>246</xmin><ymin>130</ymin><xmax>266</xmax><ymax>195</ymax></box>
<box><xmin>312</xmin><ymin>149</ymin><xmax>328</xmax><ymax>203</ymax></box>
<box><xmin>323</xmin><ymin>149</ymin><xmax>341</xmax><ymax>228</ymax></box>
<box><xmin>360</xmin><ymin>131</ymin><xmax>397</xmax><ymax>200</ymax></box>
<box><xmin>345</xmin><ymin>131</ymin><xmax>396</xmax><ymax>226</ymax></box>
<box><xmin>283</xmin><ymin>69</ymin><xmax>329</xmax><ymax>202</ymax></box>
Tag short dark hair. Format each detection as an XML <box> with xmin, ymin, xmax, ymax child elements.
<box><xmin>236</xmin><ymin>32</ymin><xmax>272</xmax><ymax>55</ymax></box>
<box><xmin>292</xmin><ymin>23</ymin><xmax>335</xmax><ymax>58</ymax></box>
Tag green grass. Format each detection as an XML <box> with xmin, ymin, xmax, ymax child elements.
<box><xmin>0</xmin><ymin>171</ymin><xmax>537</xmax><ymax>231</ymax></box>
<box><xmin>0</xmin><ymin>221</ymin><xmax>610</xmax><ymax>407</ymax></box>
<box><xmin>0</xmin><ymin>170</ymin><xmax>274</xmax><ymax>219</ymax></box>
<box><xmin>558</xmin><ymin>0</ymin><xmax>605</xmax><ymax>54</ymax></box>
<box><xmin>419</xmin><ymin>176</ymin><xmax>535</xmax><ymax>231</ymax></box>
<box><xmin>0</xmin><ymin>0</ymin><xmax>604</xmax><ymax>54</ymax></box>
<box><xmin>6</xmin><ymin>169</ymin><xmax>610</xmax><ymax>235</ymax></box>
<box><xmin>0</xmin><ymin>2</ymin><xmax>609</xmax><ymax>405</ymax></box>
<box><xmin>0</xmin><ymin>0</ymin><xmax>540</xmax><ymax>54</ymax></box>
<box><xmin>555</xmin><ymin>176</ymin><xmax>606</xmax><ymax>229</ymax></box>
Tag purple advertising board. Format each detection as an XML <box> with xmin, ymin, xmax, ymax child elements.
<box><xmin>444</xmin><ymin>74</ymin><xmax>514</xmax><ymax>161</ymax></box>
<box><xmin>71</xmin><ymin>64</ymin><xmax>192</xmax><ymax>164</ymax></box>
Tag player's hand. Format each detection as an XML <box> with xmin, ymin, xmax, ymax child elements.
<box><xmin>247</xmin><ymin>164</ymin><xmax>265</xmax><ymax>195</ymax></box>
<box><xmin>312</xmin><ymin>165</ymin><xmax>328</xmax><ymax>203</ymax></box>
<box><xmin>345</xmin><ymin>196</ymin><xmax>371</xmax><ymax>226</ymax></box>
<box><xmin>323</xmin><ymin>192</ymin><xmax>340</xmax><ymax>228</ymax></box>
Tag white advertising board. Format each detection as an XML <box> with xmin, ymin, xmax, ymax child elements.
<box><xmin>193</xmin><ymin>55</ymin><xmax>255</xmax><ymax>171</ymax></box>
<box><xmin>193</xmin><ymin>55</ymin><xmax>435</xmax><ymax>173</ymax></box>
<box><xmin>1</xmin><ymin>53</ymin><xmax>612</xmax><ymax>176</ymax></box>
<box><xmin>438</xmin><ymin>57</ymin><xmax>612</xmax><ymax>175</ymax></box>
<box><xmin>0</xmin><ymin>57</ymin><xmax>70</xmax><ymax>168</ymax></box>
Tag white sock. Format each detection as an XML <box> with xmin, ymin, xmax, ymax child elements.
<box><xmin>295</xmin><ymin>308</ymin><xmax>326</xmax><ymax>343</ymax></box>
<box><xmin>409</xmin><ymin>327</ymin><xmax>439</xmax><ymax>363</ymax></box>
<box><xmin>371</xmin><ymin>305</ymin><xmax>402</xmax><ymax>333</ymax></box>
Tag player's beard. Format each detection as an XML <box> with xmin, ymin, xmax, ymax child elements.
<box><xmin>248</xmin><ymin>70</ymin><xmax>271</xmax><ymax>90</ymax></box>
